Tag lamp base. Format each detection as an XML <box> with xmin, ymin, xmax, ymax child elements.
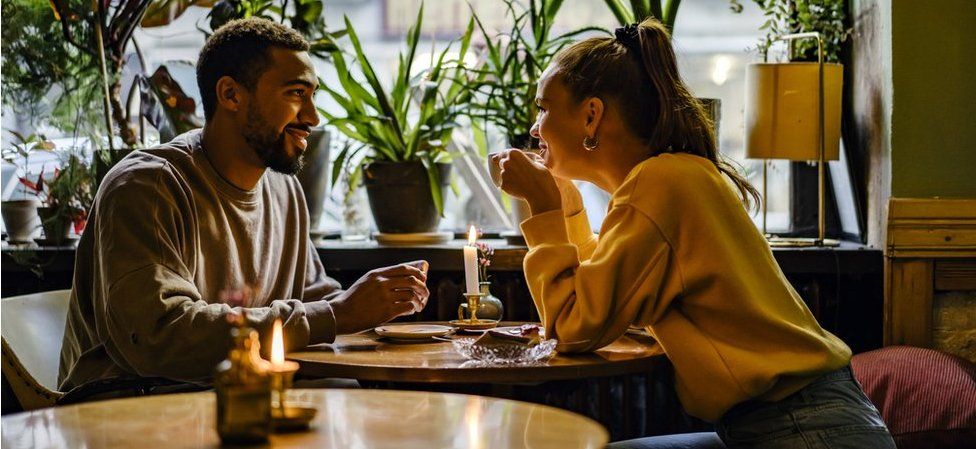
<box><xmin>766</xmin><ymin>236</ymin><xmax>840</xmax><ymax>247</ymax></box>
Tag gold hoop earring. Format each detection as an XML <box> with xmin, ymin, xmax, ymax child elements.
<box><xmin>583</xmin><ymin>135</ymin><xmax>599</xmax><ymax>151</ymax></box>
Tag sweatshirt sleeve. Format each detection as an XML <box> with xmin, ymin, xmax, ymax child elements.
<box><xmin>520</xmin><ymin>205</ymin><xmax>675</xmax><ymax>353</ymax></box>
<box><xmin>564</xmin><ymin>209</ymin><xmax>598</xmax><ymax>262</ymax></box>
<box><xmin>93</xmin><ymin>163</ymin><xmax>334</xmax><ymax>383</ymax></box>
<box><xmin>300</xmin><ymin>240</ymin><xmax>343</xmax><ymax>341</ymax></box>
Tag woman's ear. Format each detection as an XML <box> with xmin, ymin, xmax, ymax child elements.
<box><xmin>215</xmin><ymin>76</ymin><xmax>245</xmax><ymax>114</ymax></box>
<box><xmin>584</xmin><ymin>97</ymin><xmax>604</xmax><ymax>137</ymax></box>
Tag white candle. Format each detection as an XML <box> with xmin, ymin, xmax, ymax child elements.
<box><xmin>463</xmin><ymin>225</ymin><xmax>479</xmax><ymax>295</ymax></box>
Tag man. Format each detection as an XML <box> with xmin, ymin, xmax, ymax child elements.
<box><xmin>58</xmin><ymin>18</ymin><xmax>429</xmax><ymax>394</ymax></box>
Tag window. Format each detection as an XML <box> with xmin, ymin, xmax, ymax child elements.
<box><xmin>3</xmin><ymin>0</ymin><xmax>791</xmax><ymax>236</ymax></box>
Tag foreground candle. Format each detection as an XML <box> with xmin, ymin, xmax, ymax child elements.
<box><xmin>463</xmin><ymin>225</ymin><xmax>479</xmax><ymax>295</ymax></box>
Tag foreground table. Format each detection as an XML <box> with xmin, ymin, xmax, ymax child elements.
<box><xmin>1</xmin><ymin>389</ymin><xmax>608</xmax><ymax>449</ymax></box>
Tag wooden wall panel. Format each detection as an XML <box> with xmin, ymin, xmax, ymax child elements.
<box><xmin>885</xmin><ymin>198</ymin><xmax>976</xmax><ymax>348</ymax></box>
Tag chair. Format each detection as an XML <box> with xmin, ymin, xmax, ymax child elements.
<box><xmin>1</xmin><ymin>289</ymin><xmax>71</xmax><ymax>410</ymax></box>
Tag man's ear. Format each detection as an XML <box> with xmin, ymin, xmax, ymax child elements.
<box><xmin>584</xmin><ymin>96</ymin><xmax>604</xmax><ymax>137</ymax></box>
<box><xmin>215</xmin><ymin>76</ymin><xmax>246</xmax><ymax>114</ymax></box>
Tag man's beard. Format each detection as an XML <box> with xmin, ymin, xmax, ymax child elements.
<box><xmin>242</xmin><ymin>107</ymin><xmax>305</xmax><ymax>175</ymax></box>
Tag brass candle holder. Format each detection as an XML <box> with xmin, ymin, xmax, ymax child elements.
<box><xmin>268</xmin><ymin>360</ymin><xmax>318</xmax><ymax>432</ymax></box>
<box><xmin>450</xmin><ymin>292</ymin><xmax>499</xmax><ymax>331</ymax></box>
<box><xmin>269</xmin><ymin>361</ymin><xmax>298</xmax><ymax>417</ymax></box>
<box><xmin>463</xmin><ymin>292</ymin><xmax>484</xmax><ymax>322</ymax></box>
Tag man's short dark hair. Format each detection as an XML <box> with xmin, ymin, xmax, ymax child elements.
<box><xmin>196</xmin><ymin>18</ymin><xmax>309</xmax><ymax>120</ymax></box>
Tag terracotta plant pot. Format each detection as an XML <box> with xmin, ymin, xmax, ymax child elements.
<box><xmin>363</xmin><ymin>161</ymin><xmax>451</xmax><ymax>234</ymax></box>
<box><xmin>1</xmin><ymin>199</ymin><xmax>40</xmax><ymax>243</ymax></box>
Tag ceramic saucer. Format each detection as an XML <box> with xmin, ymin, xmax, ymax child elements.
<box><xmin>374</xmin><ymin>232</ymin><xmax>453</xmax><ymax>246</ymax></box>
<box><xmin>374</xmin><ymin>324</ymin><xmax>454</xmax><ymax>340</ymax></box>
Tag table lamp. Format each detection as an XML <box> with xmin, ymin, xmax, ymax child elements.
<box><xmin>745</xmin><ymin>32</ymin><xmax>843</xmax><ymax>247</ymax></box>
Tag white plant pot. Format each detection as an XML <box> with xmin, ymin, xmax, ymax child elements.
<box><xmin>1</xmin><ymin>199</ymin><xmax>40</xmax><ymax>243</ymax></box>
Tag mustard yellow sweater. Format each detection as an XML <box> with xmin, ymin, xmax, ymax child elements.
<box><xmin>520</xmin><ymin>153</ymin><xmax>851</xmax><ymax>422</ymax></box>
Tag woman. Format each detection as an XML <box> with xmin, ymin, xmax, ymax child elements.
<box><xmin>492</xmin><ymin>19</ymin><xmax>895</xmax><ymax>449</ymax></box>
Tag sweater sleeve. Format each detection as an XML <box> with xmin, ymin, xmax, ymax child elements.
<box><xmin>94</xmin><ymin>164</ymin><xmax>335</xmax><ymax>383</ymax></box>
<box><xmin>521</xmin><ymin>205</ymin><xmax>675</xmax><ymax>353</ymax></box>
<box><xmin>300</xmin><ymin>240</ymin><xmax>343</xmax><ymax>342</ymax></box>
<box><xmin>564</xmin><ymin>209</ymin><xmax>598</xmax><ymax>262</ymax></box>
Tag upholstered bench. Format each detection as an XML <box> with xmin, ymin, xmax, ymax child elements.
<box><xmin>852</xmin><ymin>346</ymin><xmax>976</xmax><ymax>449</ymax></box>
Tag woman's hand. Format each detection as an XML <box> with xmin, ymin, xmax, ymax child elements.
<box><xmin>491</xmin><ymin>149</ymin><xmax>562</xmax><ymax>216</ymax></box>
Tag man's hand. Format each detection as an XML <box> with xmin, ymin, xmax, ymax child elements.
<box><xmin>330</xmin><ymin>260</ymin><xmax>430</xmax><ymax>334</ymax></box>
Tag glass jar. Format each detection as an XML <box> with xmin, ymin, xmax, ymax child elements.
<box><xmin>215</xmin><ymin>327</ymin><xmax>272</xmax><ymax>445</ymax></box>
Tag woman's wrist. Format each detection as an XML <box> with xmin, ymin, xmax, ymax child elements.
<box><xmin>528</xmin><ymin>198</ymin><xmax>562</xmax><ymax>216</ymax></box>
<box><xmin>555</xmin><ymin>178</ymin><xmax>583</xmax><ymax>216</ymax></box>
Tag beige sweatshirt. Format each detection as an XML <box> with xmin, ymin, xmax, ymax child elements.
<box><xmin>59</xmin><ymin>130</ymin><xmax>341</xmax><ymax>391</ymax></box>
<box><xmin>520</xmin><ymin>153</ymin><xmax>851</xmax><ymax>422</ymax></box>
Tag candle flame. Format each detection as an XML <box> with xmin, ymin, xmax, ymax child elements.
<box><xmin>271</xmin><ymin>319</ymin><xmax>284</xmax><ymax>365</ymax></box>
<box><xmin>467</xmin><ymin>225</ymin><xmax>477</xmax><ymax>245</ymax></box>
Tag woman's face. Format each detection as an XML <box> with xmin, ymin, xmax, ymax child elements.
<box><xmin>530</xmin><ymin>68</ymin><xmax>587</xmax><ymax>179</ymax></box>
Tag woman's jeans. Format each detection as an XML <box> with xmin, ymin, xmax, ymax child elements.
<box><xmin>609</xmin><ymin>366</ymin><xmax>896</xmax><ymax>449</ymax></box>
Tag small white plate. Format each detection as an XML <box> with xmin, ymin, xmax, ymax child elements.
<box><xmin>374</xmin><ymin>324</ymin><xmax>453</xmax><ymax>340</ymax></box>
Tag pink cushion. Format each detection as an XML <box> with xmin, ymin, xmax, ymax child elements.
<box><xmin>852</xmin><ymin>346</ymin><xmax>976</xmax><ymax>449</ymax></box>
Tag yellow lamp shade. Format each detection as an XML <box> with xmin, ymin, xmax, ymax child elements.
<box><xmin>745</xmin><ymin>62</ymin><xmax>843</xmax><ymax>161</ymax></box>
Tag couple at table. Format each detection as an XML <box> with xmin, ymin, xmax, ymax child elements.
<box><xmin>60</xmin><ymin>17</ymin><xmax>894</xmax><ymax>449</ymax></box>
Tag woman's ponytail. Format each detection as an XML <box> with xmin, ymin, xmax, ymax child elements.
<box><xmin>633</xmin><ymin>19</ymin><xmax>761</xmax><ymax>212</ymax></box>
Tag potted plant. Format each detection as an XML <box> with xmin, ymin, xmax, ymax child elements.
<box><xmin>321</xmin><ymin>7</ymin><xmax>476</xmax><ymax>234</ymax></box>
<box><xmin>22</xmin><ymin>150</ymin><xmax>94</xmax><ymax>245</ymax></box>
<box><xmin>1</xmin><ymin>132</ymin><xmax>55</xmax><ymax>244</ymax></box>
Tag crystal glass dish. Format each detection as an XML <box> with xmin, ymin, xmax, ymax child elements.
<box><xmin>452</xmin><ymin>338</ymin><xmax>557</xmax><ymax>366</ymax></box>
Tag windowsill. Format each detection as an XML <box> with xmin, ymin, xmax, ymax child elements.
<box><xmin>0</xmin><ymin>238</ymin><xmax>881</xmax><ymax>275</ymax></box>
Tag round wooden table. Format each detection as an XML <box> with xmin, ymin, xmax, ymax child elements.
<box><xmin>289</xmin><ymin>323</ymin><xmax>665</xmax><ymax>383</ymax></box>
<box><xmin>0</xmin><ymin>389</ymin><xmax>608</xmax><ymax>449</ymax></box>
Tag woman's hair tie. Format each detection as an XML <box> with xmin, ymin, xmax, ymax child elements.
<box><xmin>614</xmin><ymin>23</ymin><xmax>641</xmax><ymax>52</ymax></box>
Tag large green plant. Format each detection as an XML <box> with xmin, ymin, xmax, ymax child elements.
<box><xmin>467</xmin><ymin>0</ymin><xmax>604</xmax><ymax>149</ymax></box>
<box><xmin>47</xmin><ymin>0</ymin><xmax>163</xmax><ymax>148</ymax></box>
<box><xmin>732</xmin><ymin>0</ymin><xmax>850</xmax><ymax>63</ymax></box>
<box><xmin>603</xmin><ymin>0</ymin><xmax>682</xmax><ymax>31</ymax></box>
<box><xmin>1</xmin><ymin>0</ymin><xmax>104</xmax><ymax>137</ymax></box>
<box><xmin>320</xmin><ymin>6</ymin><xmax>476</xmax><ymax>215</ymax></box>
